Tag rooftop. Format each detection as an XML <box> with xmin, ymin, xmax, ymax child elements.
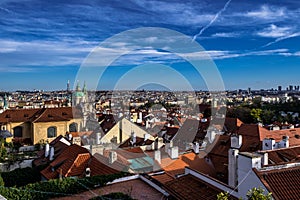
<box><xmin>255</xmin><ymin>165</ymin><xmax>300</xmax><ymax>200</ymax></box>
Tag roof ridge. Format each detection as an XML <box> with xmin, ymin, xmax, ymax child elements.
<box><xmin>65</xmin><ymin>152</ymin><xmax>91</xmax><ymax>177</ymax></box>
<box><xmin>31</xmin><ymin>108</ymin><xmax>48</xmax><ymax>123</ymax></box>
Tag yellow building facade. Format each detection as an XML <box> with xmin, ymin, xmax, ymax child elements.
<box><xmin>0</xmin><ymin>107</ymin><xmax>83</xmax><ymax>144</ymax></box>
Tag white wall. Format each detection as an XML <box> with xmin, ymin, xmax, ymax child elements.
<box><xmin>237</xmin><ymin>154</ymin><xmax>269</xmax><ymax>198</ymax></box>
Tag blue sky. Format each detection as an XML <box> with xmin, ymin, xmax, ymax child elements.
<box><xmin>0</xmin><ymin>0</ymin><xmax>299</xmax><ymax>91</ymax></box>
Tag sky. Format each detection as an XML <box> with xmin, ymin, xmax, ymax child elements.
<box><xmin>0</xmin><ymin>0</ymin><xmax>300</xmax><ymax>91</ymax></box>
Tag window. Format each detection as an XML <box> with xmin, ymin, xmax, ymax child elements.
<box><xmin>13</xmin><ymin>126</ymin><xmax>23</xmax><ymax>138</ymax></box>
<box><xmin>69</xmin><ymin>123</ymin><xmax>78</xmax><ymax>132</ymax></box>
<box><xmin>47</xmin><ymin>126</ymin><xmax>57</xmax><ymax>138</ymax></box>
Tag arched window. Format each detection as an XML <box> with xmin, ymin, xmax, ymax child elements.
<box><xmin>47</xmin><ymin>126</ymin><xmax>57</xmax><ymax>138</ymax></box>
<box><xmin>69</xmin><ymin>123</ymin><xmax>78</xmax><ymax>132</ymax></box>
<box><xmin>13</xmin><ymin>126</ymin><xmax>23</xmax><ymax>138</ymax></box>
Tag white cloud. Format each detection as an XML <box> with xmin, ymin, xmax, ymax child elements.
<box><xmin>257</xmin><ymin>24</ymin><xmax>292</xmax><ymax>38</ymax></box>
<box><xmin>211</xmin><ymin>32</ymin><xmax>239</xmax><ymax>38</ymax></box>
<box><xmin>246</xmin><ymin>5</ymin><xmax>285</xmax><ymax>20</ymax></box>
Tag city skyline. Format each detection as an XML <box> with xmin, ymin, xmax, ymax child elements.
<box><xmin>0</xmin><ymin>0</ymin><xmax>300</xmax><ymax>91</ymax></box>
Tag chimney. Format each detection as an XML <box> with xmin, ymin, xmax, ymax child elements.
<box><xmin>237</xmin><ymin>152</ymin><xmax>262</xmax><ymax>189</ymax></box>
<box><xmin>165</xmin><ymin>141</ymin><xmax>173</xmax><ymax>153</ymax></box>
<box><xmin>231</xmin><ymin>134</ymin><xmax>242</xmax><ymax>149</ymax></box>
<box><xmin>109</xmin><ymin>151</ymin><xmax>117</xmax><ymax>164</ymax></box>
<box><xmin>96</xmin><ymin>132</ymin><xmax>101</xmax><ymax>145</ymax></box>
<box><xmin>207</xmin><ymin>129</ymin><xmax>216</xmax><ymax>143</ymax></box>
<box><xmin>154</xmin><ymin>150</ymin><xmax>161</xmax><ymax>164</ymax></box>
<box><xmin>262</xmin><ymin>138</ymin><xmax>275</xmax><ymax>150</ymax></box>
<box><xmin>168</xmin><ymin>146</ymin><xmax>178</xmax><ymax>159</ymax></box>
<box><xmin>130</xmin><ymin>132</ymin><xmax>136</xmax><ymax>146</ymax></box>
<box><xmin>154</xmin><ymin>137</ymin><xmax>164</xmax><ymax>150</ymax></box>
<box><xmin>279</xmin><ymin>136</ymin><xmax>289</xmax><ymax>148</ymax></box>
<box><xmin>261</xmin><ymin>152</ymin><xmax>268</xmax><ymax>166</ymax></box>
<box><xmin>193</xmin><ymin>142</ymin><xmax>200</xmax><ymax>154</ymax></box>
<box><xmin>85</xmin><ymin>167</ymin><xmax>91</xmax><ymax>177</ymax></box>
<box><xmin>49</xmin><ymin>146</ymin><xmax>55</xmax><ymax>161</ymax></box>
<box><xmin>228</xmin><ymin>148</ymin><xmax>239</xmax><ymax>187</ymax></box>
<box><xmin>146</xmin><ymin>121</ymin><xmax>150</xmax><ymax>129</ymax></box>
<box><xmin>137</xmin><ymin>112</ymin><xmax>143</xmax><ymax>124</ymax></box>
<box><xmin>45</xmin><ymin>143</ymin><xmax>50</xmax><ymax>157</ymax></box>
<box><xmin>144</xmin><ymin>133</ymin><xmax>150</xmax><ymax>141</ymax></box>
<box><xmin>157</xmin><ymin>137</ymin><xmax>164</xmax><ymax>149</ymax></box>
<box><xmin>68</xmin><ymin>133</ymin><xmax>73</xmax><ymax>141</ymax></box>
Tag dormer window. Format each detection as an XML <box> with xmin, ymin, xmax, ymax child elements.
<box><xmin>5</xmin><ymin>114</ymin><xmax>10</xmax><ymax>118</ymax></box>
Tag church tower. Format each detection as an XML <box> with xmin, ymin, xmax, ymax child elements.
<box><xmin>3</xmin><ymin>94</ymin><xmax>8</xmax><ymax>110</ymax></box>
<box><xmin>72</xmin><ymin>81</ymin><xmax>85</xmax><ymax>106</ymax></box>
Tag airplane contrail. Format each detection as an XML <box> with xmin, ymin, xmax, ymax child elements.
<box><xmin>193</xmin><ymin>0</ymin><xmax>233</xmax><ymax>41</ymax></box>
<box><xmin>261</xmin><ymin>32</ymin><xmax>300</xmax><ymax>48</ymax></box>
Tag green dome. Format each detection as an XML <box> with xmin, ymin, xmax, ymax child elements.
<box><xmin>74</xmin><ymin>91</ymin><xmax>85</xmax><ymax>97</ymax></box>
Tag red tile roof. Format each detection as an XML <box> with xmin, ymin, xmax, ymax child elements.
<box><xmin>261</xmin><ymin>146</ymin><xmax>300</xmax><ymax>165</ymax></box>
<box><xmin>255</xmin><ymin>165</ymin><xmax>300</xmax><ymax>200</ymax></box>
<box><xmin>0</xmin><ymin>108</ymin><xmax>41</xmax><ymax>123</ymax></box>
<box><xmin>238</xmin><ymin>124</ymin><xmax>300</xmax><ymax>151</ymax></box>
<box><xmin>164</xmin><ymin>174</ymin><xmax>236</xmax><ymax>200</ymax></box>
<box><xmin>33</xmin><ymin>136</ymin><xmax>70</xmax><ymax>167</ymax></box>
<box><xmin>92</xmin><ymin>153</ymin><xmax>127</xmax><ymax>174</ymax></box>
<box><xmin>151</xmin><ymin>173</ymin><xmax>174</xmax><ymax>184</ymax></box>
<box><xmin>207</xmin><ymin>135</ymin><xmax>231</xmax><ymax>183</ymax></box>
<box><xmin>32</xmin><ymin>107</ymin><xmax>82</xmax><ymax>122</ymax></box>
<box><xmin>70</xmin><ymin>131</ymin><xmax>93</xmax><ymax>137</ymax></box>
<box><xmin>119</xmin><ymin>136</ymin><xmax>153</xmax><ymax>148</ymax></box>
<box><xmin>262</xmin><ymin>128</ymin><xmax>300</xmax><ymax>147</ymax></box>
<box><xmin>99</xmin><ymin>114</ymin><xmax>118</xmax><ymax>133</ymax></box>
<box><xmin>161</xmin><ymin>152</ymin><xmax>216</xmax><ymax>178</ymax></box>
<box><xmin>0</xmin><ymin>107</ymin><xmax>82</xmax><ymax>123</ymax></box>
<box><xmin>41</xmin><ymin>144</ymin><xmax>90</xmax><ymax>179</ymax></box>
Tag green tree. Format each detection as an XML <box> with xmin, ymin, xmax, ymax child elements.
<box><xmin>0</xmin><ymin>175</ymin><xmax>4</xmax><ymax>187</ymax></box>
<box><xmin>250</xmin><ymin>108</ymin><xmax>262</xmax><ymax>123</ymax></box>
<box><xmin>252</xmin><ymin>97</ymin><xmax>262</xmax><ymax>108</ymax></box>
<box><xmin>217</xmin><ymin>192</ymin><xmax>229</xmax><ymax>200</ymax></box>
<box><xmin>261</xmin><ymin>110</ymin><xmax>275</xmax><ymax>124</ymax></box>
<box><xmin>246</xmin><ymin>187</ymin><xmax>272</xmax><ymax>200</ymax></box>
<box><xmin>217</xmin><ymin>187</ymin><xmax>272</xmax><ymax>200</ymax></box>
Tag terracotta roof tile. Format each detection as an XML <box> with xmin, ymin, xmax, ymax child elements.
<box><xmin>262</xmin><ymin>146</ymin><xmax>300</xmax><ymax>165</ymax></box>
<box><xmin>151</xmin><ymin>173</ymin><xmax>174</xmax><ymax>185</ymax></box>
<box><xmin>66</xmin><ymin>153</ymin><xmax>90</xmax><ymax>177</ymax></box>
<box><xmin>0</xmin><ymin>108</ymin><xmax>41</xmax><ymax>123</ymax></box>
<box><xmin>0</xmin><ymin>107</ymin><xmax>82</xmax><ymax>124</ymax></box>
<box><xmin>119</xmin><ymin>136</ymin><xmax>153</xmax><ymax>148</ymax></box>
<box><xmin>33</xmin><ymin>136</ymin><xmax>70</xmax><ymax>167</ymax></box>
<box><xmin>99</xmin><ymin>114</ymin><xmax>117</xmax><ymax>133</ymax></box>
<box><xmin>162</xmin><ymin>152</ymin><xmax>216</xmax><ymax>178</ymax></box>
<box><xmin>164</xmin><ymin>174</ymin><xmax>236</xmax><ymax>200</ymax></box>
<box><xmin>32</xmin><ymin>107</ymin><xmax>82</xmax><ymax>123</ymax></box>
<box><xmin>90</xmin><ymin>154</ymin><xmax>125</xmax><ymax>175</ymax></box>
<box><xmin>255</xmin><ymin>165</ymin><xmax>300</xmax><ymax>200</ymax></box>
<box><xmin>40</xmin><ymin>144</ymin><xmax>90</xmax><ymax>179</ymax></box>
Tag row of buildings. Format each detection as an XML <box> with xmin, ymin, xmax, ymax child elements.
<box><xmin>1</xmin><ymin>84</ymin><xmax>300</xmax><ymax>199</ymax></box>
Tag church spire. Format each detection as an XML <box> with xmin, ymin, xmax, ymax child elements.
<box><xmin>76</xmin><ymin>80</ymin><xmax>81</xmax><ymax>91</ymax></box>
<box><xmin>3</xmin><ymin>94</ymin><xmax>8</xmax><ymax>110</ymax></box>
<box><xmin>83</xmin><ymin>81</ymin><xmax>87</xmax><ymax>94</ymax></box>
